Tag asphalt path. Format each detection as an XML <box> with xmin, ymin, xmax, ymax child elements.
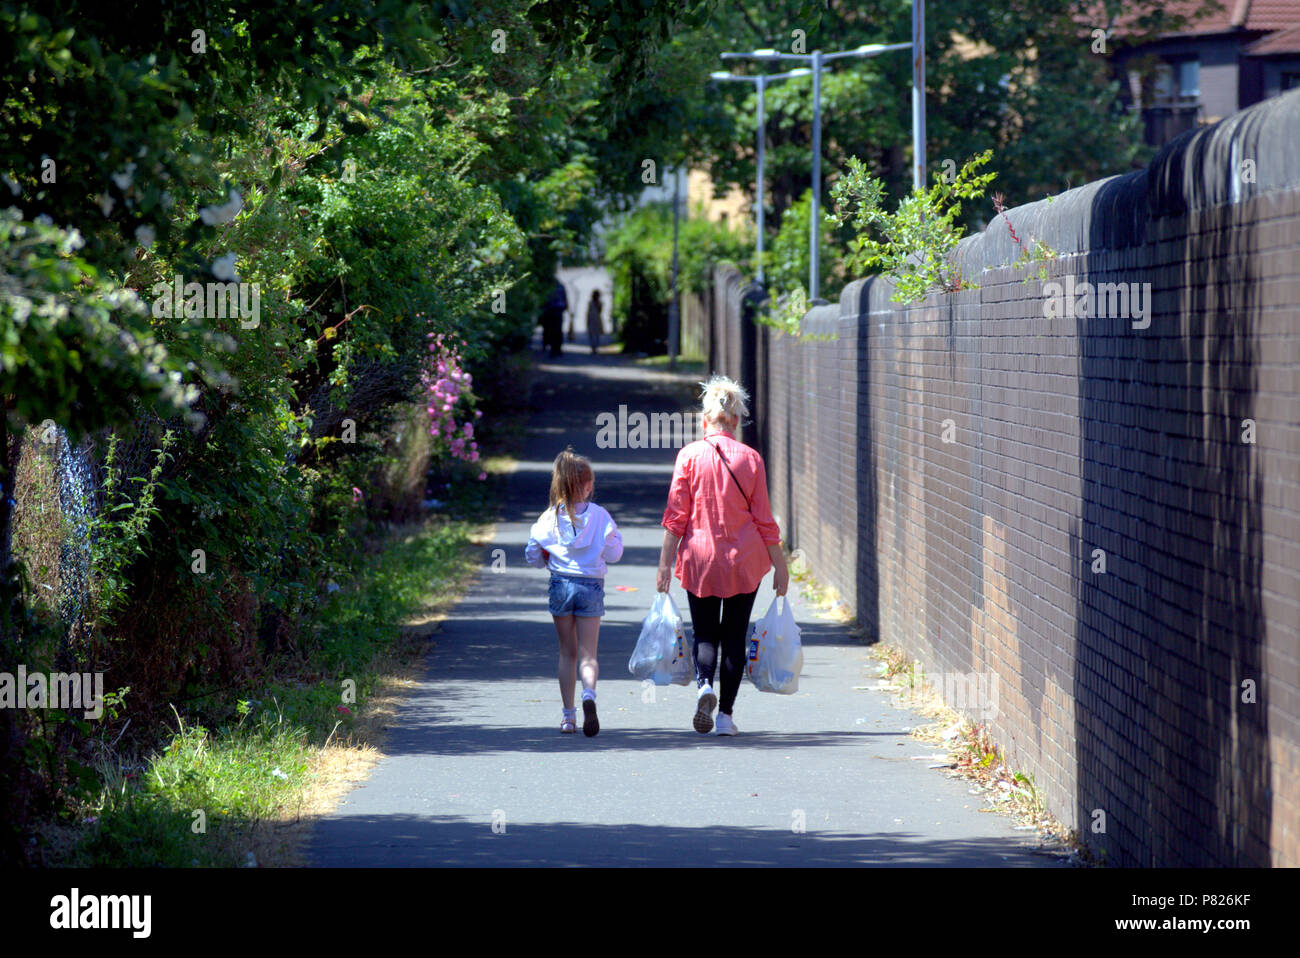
<box><xmin>308</xmin><ymin>337</ymin><xmax>1064</xmax><ymax>867</ymax></box>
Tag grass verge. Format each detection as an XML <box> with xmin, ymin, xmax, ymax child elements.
<box><xmin>632</xmin><ymin>354</ymin><xmax>707</xmax><ymax>379</ymax></box>
<box><xmin>37</xmin><ymin>356</ymin><xmax>529</xmax><ymax>867</ymax></box>
<box><xmin>39</xmin><ymin>505</ymin><xmax>490</xmax><ymax>867</ymax></box>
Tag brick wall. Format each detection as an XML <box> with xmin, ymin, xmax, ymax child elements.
<box><xmin>703</xmin><ymin>88</ymin><xmax>1300</xmax><ymax>866</ymax></box>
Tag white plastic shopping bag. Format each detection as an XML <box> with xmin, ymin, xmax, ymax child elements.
<box><xmin>745</xmin><ymin>596</ymin><xmax>803</xmax><ymax>694</ymax></box>
<box><xmin>664</xmin><ymin>617</ymin><xmax>695</xmax><ymax>686</ymax></box>
<box><xmin>629</xmin><ymin>592</ymin><xmax>693</xmax><ymax>686</ymax></box>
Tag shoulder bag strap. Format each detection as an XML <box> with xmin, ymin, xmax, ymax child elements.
<box><xmin>705</xmin><ymin>438</ymin><xmax>753</xmax><ymax>514</ymax></box>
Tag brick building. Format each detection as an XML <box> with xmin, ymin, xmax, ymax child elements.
<box><xmin>1097</xmin><ymin>0</ymin><xmax>1300</xmax><ymax>146</ymax></box>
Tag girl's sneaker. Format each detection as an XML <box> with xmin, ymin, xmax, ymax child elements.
<box><xmin>582</xmin><ymin>698</ymin><xmax>600</xmax><ymax>737</ymax></box>
<box><xmin>715</xmin><ymin>713</ymin><xmax>739</xmax><ymax>736</ymax></box>
<box><xmin>561</xmin><ymin>708</ymin><xmax>577</xmax><ymax>734</ymax></box>
<box><xmin>694</xmin><ymin>683</ymin><xmax>717</xmax><ymax>734</ymax></box>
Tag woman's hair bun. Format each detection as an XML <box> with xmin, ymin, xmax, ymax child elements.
<box><xmin>699</xmin><ymin>374</ymin><xmax>750</xmax><ymax>425</ymax></box>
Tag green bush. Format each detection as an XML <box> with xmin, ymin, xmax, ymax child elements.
<box><xmin>0</xmin><ymin>0</ymin><xmax>708</xmax><ymax>866</ymax></box>
<box><xmin>831</xmin><ymin>150</ymin><xmax>996</xmax><ymax>303</ymax></box>
<box><xmin>757</xmin><ymin>189</ymin><xmax>844</xmax><ymax>336</ymax></box>
<box><xmin>765</xmin><ymin>189</ymin><xmax>841</xmax><ymax>302</ymax></box>
<box><xmin>605</xmin><ymin>200</ymin><xmax>750</xmax><ymax>353</ymax></box>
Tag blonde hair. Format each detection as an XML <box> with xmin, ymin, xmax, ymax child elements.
<box><xmin>549</xmin><ymin>446</ymin><xmax>594</xmax><ymax>523</ymax></box>
<box><xmin>699</xmin><ymin>374</ymin><xmax>749</xmax><ymax>429</ymax></box>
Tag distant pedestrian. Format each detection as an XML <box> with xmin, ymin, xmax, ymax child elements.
<box><xmin>586</xmin><ymin>290</ymin><xmax>604</xmax><ymax>354</ymax></box>
<box><xmin>540</xmin><ymin>280</ymin><xmax>568</xmax><ymax>358</ymax></box>
<box><xmin>526</xmin><ymin>447</ymin><xmax>624</xmax><ymax>735</ymax></box>
<box><xmin>657</xmin><ymin>375</ymin><xmax>787</xmax><ymax>736</ymax></box>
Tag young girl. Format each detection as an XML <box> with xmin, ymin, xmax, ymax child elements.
<box><xmin>525</xmin><ymin>448</ymin><xmax>623</xmax><ymax>735</ymax></box>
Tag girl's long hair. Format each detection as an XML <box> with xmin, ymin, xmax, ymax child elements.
<box><xmin>549</xmin><ymin>447</ymin><xmax>594</xmax><ymax>526</ymax></box>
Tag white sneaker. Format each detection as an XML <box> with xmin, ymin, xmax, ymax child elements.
<box><xmin>694</xmin><ymin>683</ymin><xmax>717</xmax><ymax>734</ymax></box>
<box><xmin>715</xmin><ymin>713</ymin><xmax>738</xmax><ymax>736</ymax></box>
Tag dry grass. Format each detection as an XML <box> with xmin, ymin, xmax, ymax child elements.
<box><xmin>255</xmin><ymin>514</ymin><xmax>494</xmax><ymax>866</ymax></box>
<box><xmin>789</xmin><ymin>549</ymin><xmax>1083</xmax><ymax>863</ymax></box>
<box><xmin>787</xmin><ymin>548</ymin><xmax>862</xmax><ymax>631</ymax></box>
<box><xmin>866</xmin><ymin>644</ymin><xmax>1085</xmax><ymax>863</ymax></box>
<box><xmin>254</xmin><ymin>460</ymin><xmax>507</xmax><ymax>865</ymax></box>
<box><xmin>252</xmin><ymin>384</ymin><xmax>518</xmax><ymax>866</ymax></box>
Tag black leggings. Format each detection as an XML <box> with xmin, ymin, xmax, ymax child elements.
<box><xmin>686</xmin><ymin>587</ymin><xmax>759</xmax><ymax>715</ymax></box>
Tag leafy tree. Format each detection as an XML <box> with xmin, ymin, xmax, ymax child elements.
<box><xmin>596</xmin><ymin>0</ymin><xmax>1220</xmax><ymax>302</ymax></box>
<box><xmin>605</xmin><ymin>200</ymin><xmax>750</xmax><ymax>353</ymax></box>
<box><xmin>765</xmin><ymin>188</ymin><xmax>841</xmax><ymax>299</ymax></box>
<box><xmin>0</xmin><ymin>0</ymin><xmax>724</xmax><ymax>863</ymax></box>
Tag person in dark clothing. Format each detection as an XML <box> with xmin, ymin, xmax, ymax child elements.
<box><xmin>586</xmin><ymin>289</ymin><xmax>604</xmax><ymax>354</ymax></box>
<box><xmin>540</xmin><ymin>280</ymin><xmax>568</xmax><ymax>358</ymax></box>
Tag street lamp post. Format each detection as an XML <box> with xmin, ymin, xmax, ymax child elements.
<box><xmin>722</xmin><ymin>1</ymin><xmax>924</xmax><ymax>301</ymax></box>
<box><xmin>709</xmin><ymin>67</ymin><xmax>812</xmax><ymax>285</ymax></box>
<box><xmin>810</xmin><ymin>48</ymin><xmax>822</xmax><ymax>296</ymax></box>
<box><xmin>666</xmin><ymin>165</ymin><xmax>687</xmax><ymax>370</ymax></box>
<box><xmin>913</xmin><ymin>0</ymin><xmax>926</xmax><ymax>192</ymax></box>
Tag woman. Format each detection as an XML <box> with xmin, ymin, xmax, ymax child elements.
<box><xmin>656</xmin><ymin>375</ymin><xmax>788</xmax><ymax>736</ymax></box>
<box><xmin>586</xmin><ymin>289</ymin><xmax>604</xmax><ymax>355</ymax></box>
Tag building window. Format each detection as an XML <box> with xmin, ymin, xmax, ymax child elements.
<box><xmin>1152</xmin><ymin>59</ymin><xmax>1200</xmax><ymax>105</ymax></box>
<box><xmin>1283</xmin><ymin>72</ymin><xmax>1300</xmax><ymax>91</ymax></box>
<box><xmin>1138</xmin><ymin>57</ymin><xmax>1201</xmax><ymax>146</ymax></box>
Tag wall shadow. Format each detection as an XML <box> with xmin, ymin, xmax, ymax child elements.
<box><xmin>1072</xmin><ymin>124</ymin><xmax>1272</xmax><ymax>865</ymax></box>
<box><xmin>853</xmin><ymin>279</ymin><xmax>881</xmax><ymax>644</ymax></box>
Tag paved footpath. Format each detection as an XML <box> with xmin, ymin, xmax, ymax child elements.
<box><xmin>309</xmin><ymin>339</ymin><xmax>1065</xmax><ymax>867</ymax></box>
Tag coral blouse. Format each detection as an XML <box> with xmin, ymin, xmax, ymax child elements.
<box><xmin>661</xmin><ymin>427</ymin><xmax>781</xmax><ymax>598</ymax></box>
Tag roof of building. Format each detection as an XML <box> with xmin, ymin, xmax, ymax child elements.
<box><xmin>1243</xmin><ymin>22</ymin><xmax>1300</xmax><ymax>54</ymax></box>
<box><xmin>1080</xmin><ymin>0</ymin><xmax>1300</xmax><ymax>40</ymax></box>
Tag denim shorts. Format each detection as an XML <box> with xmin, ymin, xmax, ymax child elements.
<box><xmin>548</xmin><ymin>573</ymin><xmax>605</xmax><ymax>617</ymax></box>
